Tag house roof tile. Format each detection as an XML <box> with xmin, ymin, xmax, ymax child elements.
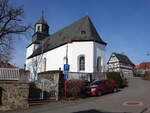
<box><xmin>111</xmin><ymin>53</ymin><xmax>134</xmax><ymax>66</ymax></box>
<box><xmin>0</xmin><ymin>62</ymin><xmax>16</xmax><ymax>68</ymax></box>
<box><xmin>135</xmin><ymin>62</ymin><xmax>150</xmax><ymax>69</ymax></box>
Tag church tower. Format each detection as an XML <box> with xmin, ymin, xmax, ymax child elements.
<box><xmin>35</xmin><ymin>16</ymin><xmax>49</xmax><ymax>34</ymax></box>
<box><xmin>32</xmin><ymin>16</ymin><xmax>49</xmax><ymax>42</ymax></box>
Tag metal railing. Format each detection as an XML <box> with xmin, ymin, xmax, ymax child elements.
<box><xmin>63</xmin><ymin>72</ymin><xmax>91</xmax><ymax>80</ymax></box>
<box><xmin>63</xmin><ymin>72</ymin><xmax>105</xmax><ymax>81</ymax></box>
<box><xmin>0</xmin><ymin>68</ymin><xmax>20</xmax><ymax>80</ymax></box>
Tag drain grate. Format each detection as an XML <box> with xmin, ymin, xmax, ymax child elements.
<box><xmin>123</xmin><ymin>101</ymin><xmax>144</xmax><ymax>106</ymax></box>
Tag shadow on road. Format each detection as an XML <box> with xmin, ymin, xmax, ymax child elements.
<box><xmin>72</xmin><ymin>109</ymin><xmax>131</xmax><ymax>113</ymax></box>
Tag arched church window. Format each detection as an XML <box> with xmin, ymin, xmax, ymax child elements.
<box><xmin>97</xmin><ymin>56</ymin><xmax>102</xmax><ymax>72</ymax></box>
<box><xmin>43</xmin><ymin>57</ymin><xmax>46</xmax><ymax>72</ymax></box>
<box><xmin>78</xmin><ymin>55</ymin><xmax>85</xmax><ymax>71</ymax></box>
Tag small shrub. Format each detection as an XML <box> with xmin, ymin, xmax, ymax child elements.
<box><xmin>29</xmin><ymin>82</ymin><xmax>37</xmax><ymax>89</ymax></box>
<box><xmin>142</xmin><ymin>76</ymin><xmax>150</xmax><ymax>81</ymax></box>
<box><xmin>106</xmin><ymin>72</ymin><xmax>123</xmax><ymax>88</ymax></box>
<box><xmin>65</xmin><ymin>79</ymin><xmax>85</xmax><ymax>97</ymax></box>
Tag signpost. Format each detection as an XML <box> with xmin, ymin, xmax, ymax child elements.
<box><xmin>64</xmin><ymin>64</ymin><xmax>70</xmax><ymax>71</ymax></box>
<box><xmin>64</xmin><ymin>64</ymin><xmax>70</xmax><ymax>79</ymax></box>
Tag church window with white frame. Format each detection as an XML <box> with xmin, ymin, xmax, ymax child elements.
<box><xmin>43</xmin><ymin>57</ymin><xmax>46</xmax><ymax>72</ymax></box>
<box><xmin>78</xmin><ymin>55</ymin><xmax>85</xmax><ymax>71</ymax></box>
<box><xmin>97</xmin><ymin>56</ymin><xmax>102</xmax><ymax>72</ymax></box>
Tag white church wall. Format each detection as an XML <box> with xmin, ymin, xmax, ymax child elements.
<box><xmin>26</xmin><ymin>44</ymin><xmax>67</xmax><ymax>80</ymax></box>
<box><xmin>26</xmin><ymin>44</ymin><xmax>39</xmax><ymax>59</ymax></box>
<box><xmin>44</xmin><ymin>44</ymin><xmax>66</xmax><ymax>71</ymax></box>
<box><xmin>26</xmin><ymin>42</ymin><xmax>95</xmax><ymax>78</ymax></box>
<box><xmin>26</xmin><ymin>45</ymin><xmax>34</xmax><ymax>59</ymax></box>
<box><xmin>26</xmin><ymin>54</ymin><xmax>43</xmax><ymax>80</ymax></box>
<box><xmin>68</xmin><ymin>41</ymin><xmax>94</xmax><ymax>73</ymax></box>
<box><xmin>26</xmin><ymin>41</ymin><xmax>106</xmax><ymax>79</ymax></box>
<box><xmin>44</xmin><ymin>41</ymin><xmax>94</xmax><ymax>73</ymax></box>
<box><xmin>93</xmin><ymin>42</ymin><xmax>106</xmax><ymax>72</ymax></box>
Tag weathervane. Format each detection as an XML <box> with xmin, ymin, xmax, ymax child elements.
<box><xmin>42</xmin><ymin>10</ymin><xmax>44</xmax><ymax>17</ymax></box>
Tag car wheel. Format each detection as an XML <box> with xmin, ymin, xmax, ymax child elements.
<box><xmin>113</xmin><ymin>87</ymin><xmax>118</xmax><ymax>92</ymax></box>
<box><xmin>97</xmin><ymin>90</ymin><xmax>103</xmax><ymax>96</ymax></box>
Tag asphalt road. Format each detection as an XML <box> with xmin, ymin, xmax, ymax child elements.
<box><xmin>3</xmin><ymin>77</ymin><xmax>150</xmax><ymax>113</ymax></box>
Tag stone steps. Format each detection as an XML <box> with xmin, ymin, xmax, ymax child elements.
<box><xmin>29</xmin><ymin>99</ymin><xmax>57</xmax><ymax>106</ymax></box>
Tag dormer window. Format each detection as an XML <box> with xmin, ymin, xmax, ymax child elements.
<box><xmin>81</xmin><ymin>30</ymin><xmax>86</xmax><ymax>35</ymax></box>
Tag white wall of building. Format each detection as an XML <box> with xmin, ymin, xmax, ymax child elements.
<box><xmin>68</xmin><ymin>41</ymin><xmax>94</xmax><ymax>73</ymax></box>
<box><xmin>108</xmin><ymin>55</ymin><xmax>119</xmax><ymax>71</ymax></box>
<box><xmin>26</xmin><ymin>41</ymin><xmax>106</xmax><ymax>79</ymax></box>
<box><xmin>93</xmin><ymin>42</ymin><xmax>106</xmax><ymax>72</ymax></box>
<box><xmin>26</xmin><ymin>45</ymin><xmax>34</xmax><ymax>59</ymax></box>
<box><xmin>26</xmin><ymin>44</ymin><xmax>39</xmax><ymax>59</ymax></box>
<box><xmin>107</xmin><ymin>54</ymin><xmax>134</xmax><ymax>77</ymax></box>
<box><xmin>26</xmin><ymin>54</ymin><xmax>45</xmax><ymax>80</ymax></box>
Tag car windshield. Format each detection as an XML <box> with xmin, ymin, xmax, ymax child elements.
<box><xmin>90</xmin><ymin>81</ymin><xmax>103</xmax><ymax>86</ymax></box>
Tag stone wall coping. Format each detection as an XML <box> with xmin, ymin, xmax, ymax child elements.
<box><xmin>38</xmin><ymin>70</ymin><xmax>63</xmax><ymax>75</ymax></box>
<box><xmin>0</xmin><ymin>81</ymin><xmax>29</xmax><ymax>84</ymax></box>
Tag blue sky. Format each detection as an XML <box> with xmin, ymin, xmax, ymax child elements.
<box><xmin>11</xmin><ymin>0</ymin><xmax>150</xmax><ymax>67</ymax></box>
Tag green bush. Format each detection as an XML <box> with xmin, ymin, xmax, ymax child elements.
<box><xmin>106</xmin><ymin>72</ymin><xmax>123</xmax><ymax>88</ymax></box>
<box><xmin>142</xmin><ymin>76</ymin><xmax>150</xmax><ymax>81</ymax></box>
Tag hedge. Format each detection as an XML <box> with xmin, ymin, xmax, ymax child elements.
<box><xmin>142</xmin><ymin>76</ymin><xmax>150</xmax><ymax>81</ymax></box>
<box><xmin>64</xmin><ymin>79</ymin><xmax>86</xmax><ymax>97</ymax></box>
<box><xmin>106</xmin><ymin>72</ymin><xmax>123</xmax><ymax>88</ymax></box>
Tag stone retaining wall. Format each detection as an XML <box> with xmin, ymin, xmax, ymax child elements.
<box><xmin>0</xmin><ymin>81</ymin><xmax>29</xmax><ymax>111</ymax></box>
<box><xmin>37</xmin><ymin>71</ymin><xmax>64</xmax><ymax>100</ymax></box>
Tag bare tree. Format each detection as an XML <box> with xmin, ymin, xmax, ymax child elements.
<box><xmin>31</xmin><ymin>40</ymin><xmax>45</xmax><ymax>81</ymax></box>
<box><xmin>0</xmin><ymin>0</ymin><xmax>30</xmax><ymax>62</ymax></box>
<box><xmin>31</xmin><ymin>54</ymin><xmax>43</xmax><ymax>81</ymax></box>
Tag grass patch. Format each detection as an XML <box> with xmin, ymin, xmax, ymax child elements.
<box><xmin>142</xmin><ymin>76</ymin><xmax>150</xmax><ymax>81</ymax></box>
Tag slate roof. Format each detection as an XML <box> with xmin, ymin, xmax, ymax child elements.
<box><xmin>32</xmin><ymin>32</ymin><xmax>49</xmax><ymax>42</ymax></box>
<box><xmin>112</xmin><ymin>53</ymin><xmax>134</xmax><ymax>66</ymax></box>
<box><xmin>28</xmin><ymin>16</ymin><xmax>107</xmax><ymax>59</ymax></box>
<box><xmin>27</xmin><ymin>32</ymin><xmax>49</xmax><ymax>48</ymax></box>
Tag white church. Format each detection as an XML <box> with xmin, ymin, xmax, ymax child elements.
<box><xmin>26</xmin><ymin>16</ymin><xmax>107</xmax><ymax>80</ymax></box>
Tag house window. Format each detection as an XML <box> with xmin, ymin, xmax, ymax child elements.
<box><xmin>81</xmin><ymin>30</ymin><xmax>86</xmax><ymax>35</ymax></box>
<box><xmin>79</xmin><ymin>55</ymin><xmax>85</xmax><ymax>71</ymax></box>
<box><xmin>43</xmin><ymin>58</ymin><xmax>46</xmax><ymax>72</ymax></box>
<box><xmin>97</xmin><ymin>56</ymin><xmax>101</xmax><ymax>72</ymax></box>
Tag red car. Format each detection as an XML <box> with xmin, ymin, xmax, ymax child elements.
<box><xmin>85</xmin><ymin>79</ymin><xmax>118</xmax><ymax>96</ymax></box>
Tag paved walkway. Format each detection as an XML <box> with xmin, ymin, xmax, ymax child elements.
<box><xmin>3</xmin><ymin>77</ymin><xmax>150</xmax><ymax>113</ymax></box>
